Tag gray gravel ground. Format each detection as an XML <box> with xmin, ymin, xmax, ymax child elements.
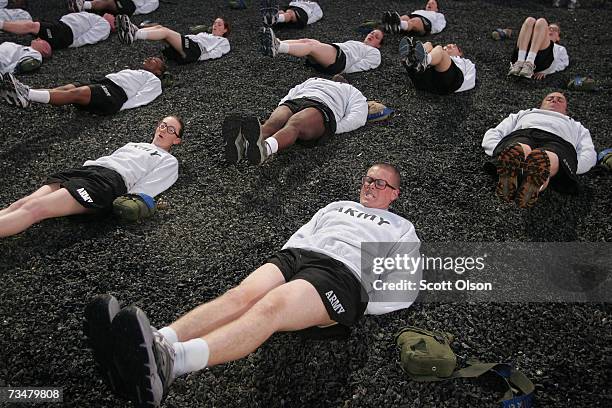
<box><xmin>1</xmin><ymin>0</ymin><xmax>611</xmax><ymax>407</ymax></box>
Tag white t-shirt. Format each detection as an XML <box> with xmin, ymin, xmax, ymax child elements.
<box><xmin>450</xmin><ymin>56</ymin><xmax>476</xmax><ymax>92</ymax></box>
<box><xmin>185</xmin><ymin>33</ymin><xmax>230</xmax><ymax>61</ymax></box>
<box><xmin>335</xmin><ymin>40</ymin><xmax>381</xmax><ymax>74</ymax></box>
<box><xmin>105</xmin><ymin>69</ymin><xmax>162</xmax><ymax>111</ymax></box>
<box><xmin>0</xmin><ymin>42</ymin><xmax>42</xmax><ymax>74</ymax></box>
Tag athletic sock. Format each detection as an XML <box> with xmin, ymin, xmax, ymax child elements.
<box><xmin>526</xmin><ymin>51</ymin><xmax>537</xmax><ymax>63</ymax></box>
<box><xmin>29</xmin><ymin>90</ymin><xmax>50</xmax><ymax>104</ymax></box>
<box><xmin>135</xmin><ymin>30</ymin><xmax>147</xmax><ymax>40</ymax></box>
<box><xmin>425</xmin><ymin>53</ymin><xmax>432</xmax><ymax>66</ymax></box>
<box><xmin>172</xmin><ymin>339</ymin><xmax>210</xmax><ymax>378</ymax></box>
<box><xmin>83</xmin><ymin>1</ymin><xmax>93</xmax><ymax>10</ymax></box>
<box><xmin>264</xmin><ymin>137</ymin><xmax>278</xmax><ymax>155</ymax></box>
<box><xmin>277</xmin><ymin>14</ymin><xmax>286</xmax><ymax>23</ymax></box>
<box><xmin>400</xmin><ymin>20</ymin><xmax>409</xmax><ymax>30</ymax></box>
<box><xmin>158</xmin><ymin>326</ymin><xmax>179</xmax><ymax>344</ymax></box>
<box><xmin>517</xmin><ymin>50</ymin><xmax>527</xmax><ymax>61</ymax></box>
<box><xmin>0</xmin><ymin>21</ymin><xmax>4</xmax><ymax>30</ymax></box>
<box><xmin>278</xmin><ymin>41</ymin><xmax>289</xmax><ymax>54</ymax></box>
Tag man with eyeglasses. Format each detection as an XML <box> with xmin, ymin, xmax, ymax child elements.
<box><xmin>0</xmin><ymin>56</ymin><xmax>165</xmax><ymax>113</ymax></box>
<box><xmin>85</xmin><ymin>162</ymin><xmax>421</xmax><ymax>407</ymax></box>
<box><xmin>482</xmin><ymin>92</ymin><xmax>596</xmax><ymax>208</ymax></box>
<box><xmin>0</xmin><ymin>115</ymin><xmax>183</xmax><ymax>238</ymax></box>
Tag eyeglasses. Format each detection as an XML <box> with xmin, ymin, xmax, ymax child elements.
<box><xmin>361</xmin><ymin>176</ymin><xmax>397</xmax><ymax>190</ymax></box>
<box><xmin>158</xmin><ymin>121</ymin><xmax>178</xmax><ymax>136</ymax></box>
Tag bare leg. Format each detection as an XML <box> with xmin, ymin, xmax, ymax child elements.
<box><xmin>428</xmin><ymin>45</ymin><xmax>452</xmax><ymax>72</ymax></box>
<box><xmin>47</xmin><ymin>86</ymin><xmax>92</xmax><ymax>106</ymax></box>
<box><xmin>281</xmin><ymin>39</ymin><xmax>338</xmax><ymax>66</ymax></box>
<box><xmin>529</xmin><ymin>18</ymin><xmax>551</xmax><ymax>53</ymax></box>
<box><xmin>269</xmin><ymin>108</ymin><xmax>326</xmax><ymax>150</ymax></box>
<box><xmin>169</xmin><ymin>263</ymin><xmax>287</xmax><ymax>341</ymax></box>
<box><xmin>399</xmin><ymin>16</ymin><xmax>425</xmax><ymax>35</ymax></box>
<box><xmin>0</xmin><ymin>184</ymin><xmax>59</xmax><ymax>217</ymax></box>
<box><xmin>279</xmin><ymin>9</ymin><xmax>297</xmax><ymax>23</ymax></box>
<box><xmin>89</xmin><ymin>0</ymin><xmax>119</xmax><ymax>13</ymax></box>
<box><xmin>261</xmin><ymin>106</ymin><xmax>294</xmax><ymax>138</ymax></box>
<box><xmin>0</xmin><ymin>20</ymin><xmax>40</xmax><ymax>35</ymax></box>
<box><xmin>0</xmin><ymin>187</ymin><xmax>91</xmax><ymax>237</ymax></box>
<box><xmin>204</xmin><ymin>279</ymin><xmax>333</xmax><ymax>366</ymax></box>
<box><xmin>137</xmin><ymin>26</ymin><xmax>183</xmax><ymax>53</ymax></box>
<box><xmin>516</xmin><ymin>17</ymin><xmax>536</xmax><ymax>53</ymax></box>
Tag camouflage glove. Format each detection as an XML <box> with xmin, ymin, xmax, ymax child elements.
<box><xmin>367</xmin><ymin>101</ymin><xmax>394</xmax><ymax>122</ymax></box>
<box><xmin>567</xmin><ymin>76</ymin><xmax>596</xmax><ymax>91</ymax></box>
<box><xmin>113</xmin><ymin>193</ymin><xmax>156</xmax><ymax>222</ymax></box>
<box><xmin>598</xmin><ymin>148</ymin><xmax>612</xmax><ymax>171</ymax></box>
<box><xmin>16</xmin><ymin>57</ymin><xmax>42</xmax><ymax>74</ymax></box>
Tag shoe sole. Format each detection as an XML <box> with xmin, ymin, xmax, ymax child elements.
<box><xmin>496</xmin><ymin>144</ymin><xmax>524</xmax><ymax>202</ymax></box>
<box><xmin>260</xmin><ymin>0</ymin><xmax>278</xmax><ymax>26</ymax></box>
<box><xmin>6</xmin><ymin>73</ymin><xmax>29</xmax><ymax>108</ymax></box>
<box><xmin>391</xmin><ymin>12</ymin><xmax>401</xmax><ymax>34</ymax></box>
<box><xmin>516</xmin><ymin>149</ymin><xmax>550</xmax><ymax>209</ymax></box>
<box><xmin>243</xmin><ymin>116</ymin><xmax>264</xmax><ymax>165</ymax></box>
<box><xmin>222</xmin><ymin>114</ymin><xmax>243</xmax><ymax>164</ymax></box>
<box><xmin>259</xmin><ymin>27</ymin><xmax>275</xmax><ymax>57</ymax></box>
<box><xmin>414</xmin><ymin>42</ymin><xmax>427</xmax><ymax>71</ymax></box>
<box><xmin>84</xmin><ymin>295</ymin><xmax>126</xmax><ymax>397</ymax></box>
<box><xmin>118</xmin><ymin>15</ymin><xmax>134</xmax><ymax>45</ymax></box>
<box><xmin>398</xmin><ymin>37</ymin><xmax>411</xmax><ymax>61</ymax></box>
<box><xmin>112</xmin><ymin>306</ymin><xmax>163</xmax><ymax>408</ymax></box>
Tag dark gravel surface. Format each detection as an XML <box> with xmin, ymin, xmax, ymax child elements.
<box><xmin>1</xmin><ymin>0</ymin><xmax>611</xmax><ymax>407</ymax></box>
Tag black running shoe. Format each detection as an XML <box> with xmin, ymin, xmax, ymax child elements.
<box><xmin>222</xmin><ymin>113</ymin><xmax>247</xmax><ymax>164</ymax></box>
<box><xmin>242</xmin><ymin>115</ymin><xmax>267</xmax><ymax>165</ymax></box>
<box><xmin>112</xmin><ymin>306</ymin><xmax>175</xmax><ymax>408</ymax></box>
<box><xmin>260</xmin><ymin>0</ymin><xmax>279</xmax><ymax>26</ymax></box>
<box><xmin>84</xmin><ymin>294</ymin><xmax>127</xmax><ymax>398</ymax></box>
<box><xmin>259</xmin><ymin>26</ymin><xmax>280</xmax><ymax>57</ymax></box>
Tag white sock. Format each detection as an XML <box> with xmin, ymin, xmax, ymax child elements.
<box><xmin>425</xmin><ymin>53</ymin><xmax>432</xmax><ymax>67</ymax></box>
<box><xmin>526</xmin><ymin>51</ymin><xmax>537</xmax><ymax>63</ymax></box>
<box><xmin>172</xmin><ymin>339</ymin><xmax>210</xmax><ymax>378</ymax></box>
<box><xmin>278</xmin><ymin>41</ymin><xmax>289</xmax><ymax>54</ymax></box>
<box><xmin>277</xmin><ymin>13</ymin><xmax>286</xmax><ymax>23</ymax></box>
<box><xmin>83</xmin><ymin>1</ymin><xmax>92</xmax><ymax>10</ymax></box>
<box><xmin>29</xmin><ymin>90</ymin><xmax>50</xmax><ymax>104</ymax></box>
<box><xmin>517</xmin><ymin>50</ymin><xmax>527</xmax><ymax>61</ymax></box>
<box><xmin>0</xmin><ymin>21</ymin><xmax>4</xmax><ymax>30</ymax></box>
<box><xmin>265</xmin><ymin>137</ymin><xmax>278</xmax><ymax>155</ymax></box>
<box><xmin>158</xmin><ymin>326</ymin><xmax>178</xmax><ymax>344</ymax></box>
<box><xmin>135</xmin><ymin>30</ymin><xmax>147</xmax><ymax>40</ymax></box>
<box><xmin>400</xmin><ymin>20</ymin><xmax>408</xmax><ymax>30</ymax></box>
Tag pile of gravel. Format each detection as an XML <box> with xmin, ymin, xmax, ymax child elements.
<box><xmin>1</xmin><ymin>0</ymin><xmax>610</xmax><ymax>407</ymax></box>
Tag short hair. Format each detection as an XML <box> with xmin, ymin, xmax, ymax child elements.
<box><xmin>455</xmin><ymin>44</ymin><xmax>464</xmax><ymax>57</ymax></box>
<box><xmin>166</xmin><ymin>115</ymin><xmax>185</xmax><ymax>138</ymax></box>
<box><xmin>370</xmin><ymin>163</ymin><xmax>400</xmax><ymax>188</ymax></box>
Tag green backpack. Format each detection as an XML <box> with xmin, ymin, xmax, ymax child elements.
<box><xmin>395</xmin><ymin>326</ymin><xmax>535</xmax><ymax>407</ymax></box>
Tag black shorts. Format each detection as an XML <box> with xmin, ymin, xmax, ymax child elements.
<box><xmin>405</xmin><ymin>59</ymin><xmax>464</xmax><ymax>95</ymax></box>
<box><xmin>305</xmin><ymin>43</ymin><xmax>346</xmax><ymax>75</ymax></box>
<box><xmin>114</xmin><ymin>0</ymin><xmax>137</xmax><ymax>15</ymax></box>
<box><xmin>493</xmin><ymin>128</ymin><xmax>579</xmax><ymax>194</ymax></box>
<box><xmin>267</xmin><ymin>248</ymin><xmax>368</xmax><ymax>327</ymax></box>
<box><xmin>45</xmin><ymin>166</ymin><xmax>127</xmax><ymax>210</ymax></box>
<box><xmin>408</xmin><ymin>13</ymin><xmax>432</xmax><ymax>34</ymax></box>
<box><xmin>37</xmin><ymin>21</ymin><xmax>74</xmax><ymax>50</ymax></box>
<box><xmin>280</xmin><ymin>97</ymin><xmax>337</xmax><ymax>145</ymax></box>
<box><xmin>278</xmin><ymin>5</ymin><xmax>309</xmax><ymax>29</ymax></box>
<box><xmin>162</xmin><ymin>35</ymin><xmax>202</xmax><ymax>64</ymax></box>
<box><xmin>511</xmin><ymin>40</ymin><xmax>554</xmax><ymax>72</ymax></box>
<box><xmin>81</xmin><ymin>78</ymin><xmax>128</xmax><ymax>115</ymax></box>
